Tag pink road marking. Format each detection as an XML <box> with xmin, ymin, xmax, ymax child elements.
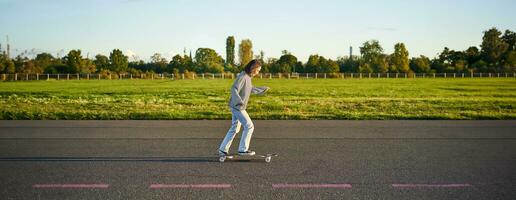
<box><xmin>149</xmin><ymin>184</ymin><xmax>231</xmax><ymax>189</ymax></box>
<box><xmin>392</xmin><ymin>183</ymin><xmax>472</xmax><ymax>188</ymax></box>
<box><xmin>272</xmin><ymin>184</ymin><xmax>352</xmax><ymax>189</ymax></box>
<box><xmin>33</xmin><ymin>184</ymin><xmax>109</xmax><ymax>189</ymax></box>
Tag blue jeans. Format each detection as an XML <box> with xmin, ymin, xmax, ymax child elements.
<box><xmin>219</xmin><ymin>108</ymin><xmax>254</xmax><ymax>153</ymax></box>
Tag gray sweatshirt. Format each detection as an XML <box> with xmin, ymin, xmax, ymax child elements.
<box><xmin>229</xmin><ymin>71</ymin><xmax>269</xmax><ymax>110</ymax></box>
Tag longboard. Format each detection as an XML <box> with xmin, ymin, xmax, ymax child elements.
<box><xmin>219</xmin><ymin>153</ymin><xmax>278</xmax><ymax>163</ymax></box>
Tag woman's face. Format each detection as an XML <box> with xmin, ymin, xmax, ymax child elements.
<box><xmin>251</xmin><ymin>66</ymin><xmax>261</xmax><ymax>77</ymax></box>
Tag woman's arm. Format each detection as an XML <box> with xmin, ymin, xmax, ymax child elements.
<box><xmin>251</xmin><ymin>86</ymin><xmax>270</xmax><ymax>95</ymax></box>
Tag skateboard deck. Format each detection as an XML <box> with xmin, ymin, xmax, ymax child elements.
<box><xmin>219</xmin><ymin>153</ymin><xmax>278</xmax><ymax>163</ymax></box>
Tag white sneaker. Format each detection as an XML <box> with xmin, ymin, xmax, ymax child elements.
<box><xmin>238</xmin><ymin>150</ymin><xmax>256</xmax><ymax>156</ymax></box>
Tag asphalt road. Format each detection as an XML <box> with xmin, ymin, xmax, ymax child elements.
<box><xmin>0</xmin><ymin>120</ymin><xmax>515</xmax><ymax>200</ymax></box>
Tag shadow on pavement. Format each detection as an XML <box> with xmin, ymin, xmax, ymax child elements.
<box><xmin>0</xmin><ymin>156</ymin><xmax>219</xmax><ymax>163</ymax></box>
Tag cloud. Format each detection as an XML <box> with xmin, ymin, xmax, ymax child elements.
<box><xmin>167</xmin><ymin>51</ymin><xmax>175</xmax><ymax>58</ymax></box>
<box><xmin>124</xmin><ymin>49</ymin><xmax>138</xmax><ymax>60</ymax></box>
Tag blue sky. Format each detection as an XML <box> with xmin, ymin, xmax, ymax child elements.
<box><xmin>0</xmin><ymin>0</ymin><xmax>515</xmax><ymax>62</ymax></box>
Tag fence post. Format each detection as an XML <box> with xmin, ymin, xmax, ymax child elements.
<box><xmin>387</xmin><ymin>73</ymin><xmax>389</xmax><ymax>78</ymax></box>
<box><xmin>497</xmin><ymin>73</ymin><xmax>499</xmax><ymax>78</ymax></box>
<box><xmin>306</xmin><ymin>73</ymin><xmax>308</xmax><ymax>79</ymax></box>
<box><xmin>58</xmin><ymin>74</ymin><xmax>60</xmax><ymax>80</ymax></box>
<box><xmin>36</xmin><ymin>73</ymin><xmax>39</xmax><ymax>80</ymax></box>
<box><xmin>453</xmin><ymin>73</ymin><xmax>456</xmax><ymax>78</ymax></box>
<box><xmin>351</xmin><ymin>73</ymin><xmax>354</xmax><ymax>79</ymax></box>
<box><xmin>368</xmin><ymin>73</ymin><xmax>371</xmax><ymax>78</ymax></box>
<box><xmin>359</xmin><ymin>73</ymin><xmax>362</xmax><ymax>79</ymax></box>
<box><xmin>489</xmin><ymin>73</ymin><xmax>491</xmax><ymax>78</ymax></box>
<box><xmin>212</xmin><ymin>74</ymin><xmax>215</xmax><ymax>79</ymax></box>
<box><xmin>181</xmin><ymin>73</ymin><xmax>184</xmax><ymax>80</ymax></box>
<box><xmin>47</xmin><ymin>74</ymin><xmax>49</xmax><ymax>80</ymax></box>
<box><xmin>26</xmin><ymin>73</ymin><xmax>28</xmax><ymax>80</ymax></box>
<box><xmin>77</xmin><ymin>73</ymin><xmax>79</xmax><ymax>80</ymax></box>
<box><xmin>315</xmin><ymin>73</ymin><xmax>318</xmax><ymax>79</ymax></box>
<box><xmin>15</xmin><ymin>73</ymin><xmax>17</xmax><ymax>81</ymax></box>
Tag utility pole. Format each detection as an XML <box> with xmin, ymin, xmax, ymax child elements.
<box><xmin>6</xmin><ymin>35</ymin><xmax>10</xmax><ymax>59</ymax></box>
<box><xmin>349</xmin><ymin>46</ymin><xmax>353</xmax><ymax>60</ymax></box>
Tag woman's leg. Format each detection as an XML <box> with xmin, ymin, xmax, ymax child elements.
<box><xmin>233</xmin><ymin>109</ymin><xmax>254</xmax><ymax>152</ymax></box>
<box><xmin>218</xmin><ymin>110</ymin><xmax>241</xmax><ymax>153</ymax></box>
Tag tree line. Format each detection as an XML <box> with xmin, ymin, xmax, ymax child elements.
<box><xmin>0</xmin><ymin>27</ymin><xmax>514</xmax><ymax>75</ymax></box>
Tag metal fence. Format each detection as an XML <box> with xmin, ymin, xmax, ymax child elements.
<box><xmin>1</xmin><ymin>72</ymin><xmax>515</xmax><ymax>81</ymax></box>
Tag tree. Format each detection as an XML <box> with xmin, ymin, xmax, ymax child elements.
<box><xmin>480</xmin><ymin>28</ymin><xmax>508</xmax><ymax>67</ymax></box>
<box><xmin>109</xmin><ymin>49</ymin><xmax>128</xmax><ymax>73</ymax></box>
<box><xmin>195</xmin><ymin>48</ymin><xmax>224</xmax><ymax>73</ymax></box>
<box><xmin>226</xmin><ymin>36</ymin><xmax>235</xmax><ymax>67</ymax></box>
<box><xmin>409</xmin><ymin>55</ymin><xmax>431</xmax><ymax>73</ymax></box>
<box><xmin>271</xmin><ymin>53</ymin><xmax>297</xmax><ymax>73</ymax></box>
<box><xmin>337</xmin><ymin>56</ymin><xmax>360</xmax><ymax>73</ymax></box>
<box><xmin>5</xmin><ymin>59</ymin><xmax>15</xmax><ymax>73</ymax></box>
<box><xmin>94</xmin><ymin>54</ymin><xmax>110</xmax><ymax>71</ymax></box>
<box><xmin>65</xmin><ymin>50</ymin><xmax>83</xmax><ymax>73</ymax></box>
<box><xmin>502</xmin><ymin>30</ymin><xmax>516</xmax><ymax>52</ymax></box>
<box><xmin>390</xmin><ymin>43</ymin><xmax>410</xmax><ymax>72</ymax></box>
<box><xmin>238</xmin><ymin>39</ymin><xmax>253</xmax><ymax>69</ymax></box>
<box><xmin>502</xmin><ymin>51</ymin><xmax>516</xmax><ymax>71</ymax></box>
<box><xmin>464</xmin><ymin>46</ymin><xmax>481</xmax><ymax>67</ymax></box>
<box><xmin>434</xmin><ymin>47</ymin><xmax>466</xmax><ymax>72</ymax></box>
<box><xmin>305</xmin><ymin>54</ymin><xmax>321</xmax><ymax>73</ymax></box>
<box><xmin>359</xmin><ymin>40</ymin><xmax>387</xmax><ymax>72</ymax></box>
<box><xmin>22</xmin><ymin>60</ymin><xmax>42</xmax><ymax>74</ymax></box>
<box><xmin>304</xmin><ymin>55</ymin><xmax>339</xmax><ymax>73</ymax></box>
<box><xmin>149</xmin><ymin>53</ymin><xmax>168</xmax><ymax>73</ymax></box>
<box><xmin>34</xmin><ymin>53</ymin><xmax>54</xmax><ymax>72</ymax></box>
<box><xmin>320</xmin><ymin>58</ymin><xmax>339</xmax><ymax>73</ymax></box>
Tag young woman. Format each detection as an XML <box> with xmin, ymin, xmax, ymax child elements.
<box><xmin>218</xmin><ymin>59</ymin><xmax>270</xmax><ymax>156</ymax></box>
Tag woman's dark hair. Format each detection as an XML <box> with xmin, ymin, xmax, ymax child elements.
<box><xmin>244</xmin><ymin>59</ymin><xmax>262</xmax><ymax>75</ymax></box>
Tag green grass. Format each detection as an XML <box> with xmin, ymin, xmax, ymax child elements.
<box><xmin>0</xmin><ymin>78</ymin><xmax>515</xmax><ymax>119</ymax></box>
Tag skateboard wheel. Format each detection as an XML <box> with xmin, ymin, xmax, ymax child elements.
<box><xmin>265</xmin><ymin>156</ymin><xmax>271</xmax><ymax>163</ymax></box>
<box><xmin>219</xmin><ymin>157</ymin><xmax>226</xmax><ymax>163</ymax></box>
